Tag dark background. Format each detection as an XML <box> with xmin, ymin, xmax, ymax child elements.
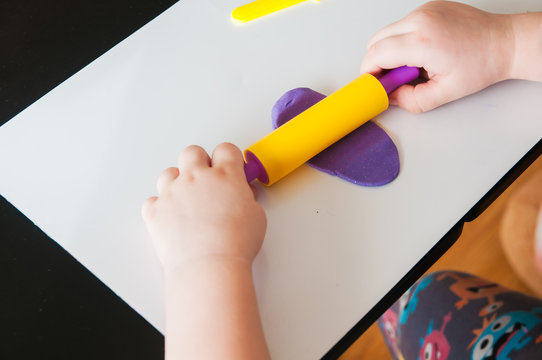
<box><xmin>0</xmin><ymin>1</ymin><xmax>177</xmax><ymax>358</ymax></box>
<box><xmin>0</xmin><ymin>1</ymin><xmax>540</xmax><ymax>359</ymax></box>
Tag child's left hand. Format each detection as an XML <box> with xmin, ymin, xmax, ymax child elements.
<box><xmin>142</xmin><ymin>143</ymin><xmax>267</xmax><ymax>275</ymax></box>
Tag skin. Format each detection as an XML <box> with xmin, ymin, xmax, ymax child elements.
<box><xmin>360</xmin><ymin>1</ymin><xmax>542</xmax><ymax>113</ymax></box>
<box><xmin>142</xmin><ymin>143</ymin><xmax>269</xmax><ymax>360</ymax></box>
<box><xmin>141</xmin><ymin>2</ymin><xmax>542</xmax><ymax>358</ymax></box>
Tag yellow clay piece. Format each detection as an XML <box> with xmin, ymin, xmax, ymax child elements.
<box><xmin>232</xmin><ymin>0</ymin><xmax>317</xmax><ymax>23</ymax></box>
<box><xmin>245</xmin><ymin>74</ymin><xmax>389</xmax><ymax>186</ymax></box>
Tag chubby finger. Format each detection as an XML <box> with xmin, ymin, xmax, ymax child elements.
<box><xmin>157</xmin><ymin>167</ymin><xmax>179</xmax><ymax>194</ymax></box>
<box><xmin>141</xmin><ymin>196</ymin><xmax>158</xmax><ymax>220</ymax></box>
<box><xmin>366</xmin><ymin>17</ymin><xmax>414</xmax><ymax>50</ymax></box>
<box><xmin>389</xmin><ymin>80</ymin><xmax>445</xmax><ymax>113</ymax></box>
<box><xmin>211</xmin><ymin>143</ymin><xmax>245</xmax><ymax>173</ymax></box>
<box><xmin>178</xmin><ymin>145</ymin><xmax>211</xmax><ymax>173</ymax></box>
<box><xmin>361</xmin><ymin>33</ymin><xmax>425</xmax><ymax>75</ymax></box>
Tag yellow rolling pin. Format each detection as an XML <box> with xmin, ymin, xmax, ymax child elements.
<box><xmin>243</xmin><ymin>66</ymin><xmax>419</xmax><ymax>186</ymax></box>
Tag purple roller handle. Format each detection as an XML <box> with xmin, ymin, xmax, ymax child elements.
<box><xmin>378</xmin><ymin>66</ymin><xmax>420</xmax><ymax>94</ymax></box>
<box><xmin>244</xmin><ymin>150</ymin><xmax>268</xmax><ymax>184</ymax></box>
<box><xmin>243</xmin><ymin>66</ymin><xmax>420</xmax><ymax>183</ymax></box>
<box><xmin>244</xmin><ymin>161</ymin><xmax>260</xmax><ymax>183</ymax></box>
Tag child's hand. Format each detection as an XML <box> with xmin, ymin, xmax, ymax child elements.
<box><xmin>360</xmin><ymin>1</ymin><xmax>514</xmax><ymax>113</ymax></box>
<box><xmin>142</xmin><ymin>143</ymin><xmax>266</xmax><ymax>275</ymax></box>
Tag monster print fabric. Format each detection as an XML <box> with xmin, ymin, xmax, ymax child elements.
<box><xmin>379</xmin><ymin>271</ymin><xmax>542</xmax><ymax>360</ymax></box>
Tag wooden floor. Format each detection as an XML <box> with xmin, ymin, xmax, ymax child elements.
<box><xmin>338</xmin><ymin>154</ymin><xmax>542</xmax><ymax>360</ymax></box>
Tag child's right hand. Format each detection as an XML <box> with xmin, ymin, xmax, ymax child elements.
<box><xmin>144</xmin><ymin>144</ymin><xmax>271</xmax><ymax>360</ymax></box>
<box><xmin>360</xmin><ymin>1</ymin><xmax>515</xmax><ymax>113</ymax></box>
<box><xmin>142</xmin><ymin>143</ymin><xmax>267</xmax><ymax>275</ymax></box>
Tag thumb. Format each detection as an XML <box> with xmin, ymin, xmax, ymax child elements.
<box><xmin>389</xmin><ymin>80</ymin><xmax>447</xmax><ymax>113</ymax></box>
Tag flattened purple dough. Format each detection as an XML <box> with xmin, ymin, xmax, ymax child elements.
<box><xmin>272</xmin><ymin>88</ymin><xmax>400</xmax><ymax>186</ymax></box>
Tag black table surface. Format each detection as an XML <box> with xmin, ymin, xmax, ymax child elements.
<box><xmin>1</xmin><ymin>1</ymin><xmax>176</xmax><ymax>358</ymax></box>
<box><xmin>1</xmin><ymin>1</ymin><xmax>540</xmax><ymax>359</ymax></box>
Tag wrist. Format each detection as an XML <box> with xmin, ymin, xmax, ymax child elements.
<box><xmin>162</xmin><ymin>251</ymin><xmax>268</xmax><ymax>360</ymax></box>
<box><xmin>489</xmin><ymin>13</ymin><xmax>517</xmax><ymax>82</ymax></box>
<box><xmin>508</xmin><ymin>12</ymin><xmax>542</xmax><ymax>81</ymax></box>
<box><xmin>164</xmin><ymin>255</ymin><xmax>254</xmax><ymax>283</ymax></box>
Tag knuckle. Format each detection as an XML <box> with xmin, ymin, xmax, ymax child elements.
<box><xmin>411</xmin><ymin>31</ymin><xmax>432</xmax><ymax>48</ymax></box>
<box><xmin>411</xmin><ymin>8</ymin><xmax>438</xmax><ymax>29</ymax></box>
<box><xmin>215</xmin><ymin>142</ymin><xmax>239</xmax><ymax>156</ymax></box>
<box><xmin>181</xmin><ymin>145</ymin><xmax>204</xmax><ymax>158</ymax></box>
<box><xmin>187</xmin><ymin>166</ymin><xmax>207</xmax><ymax>180</ymax></box>
<box><xmin>164</xmin><ymin>166</ymin><xmax>179</xmax><ymax>178</ymax></box>
<box><xmin>185</xmin><ymin>144</ymin><xmax>203</xmax><ymax>152</ymax></box>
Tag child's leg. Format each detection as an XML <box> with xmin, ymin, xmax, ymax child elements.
<box><xmin>378</xmin><ymin>271</ymin><xmax>542</xmax><ymax>360</ymax></box>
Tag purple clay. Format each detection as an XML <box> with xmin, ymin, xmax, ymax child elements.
<box><xmin>271</xmin><ymin>88</ymin><xmax>400</xmax><ymax>187</ymax></box>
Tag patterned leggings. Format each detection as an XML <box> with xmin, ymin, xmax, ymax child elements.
<box><xmin>378</xmin><ymin>271</ymin><xmax>542</xmax><ymax>360</ymax></box>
